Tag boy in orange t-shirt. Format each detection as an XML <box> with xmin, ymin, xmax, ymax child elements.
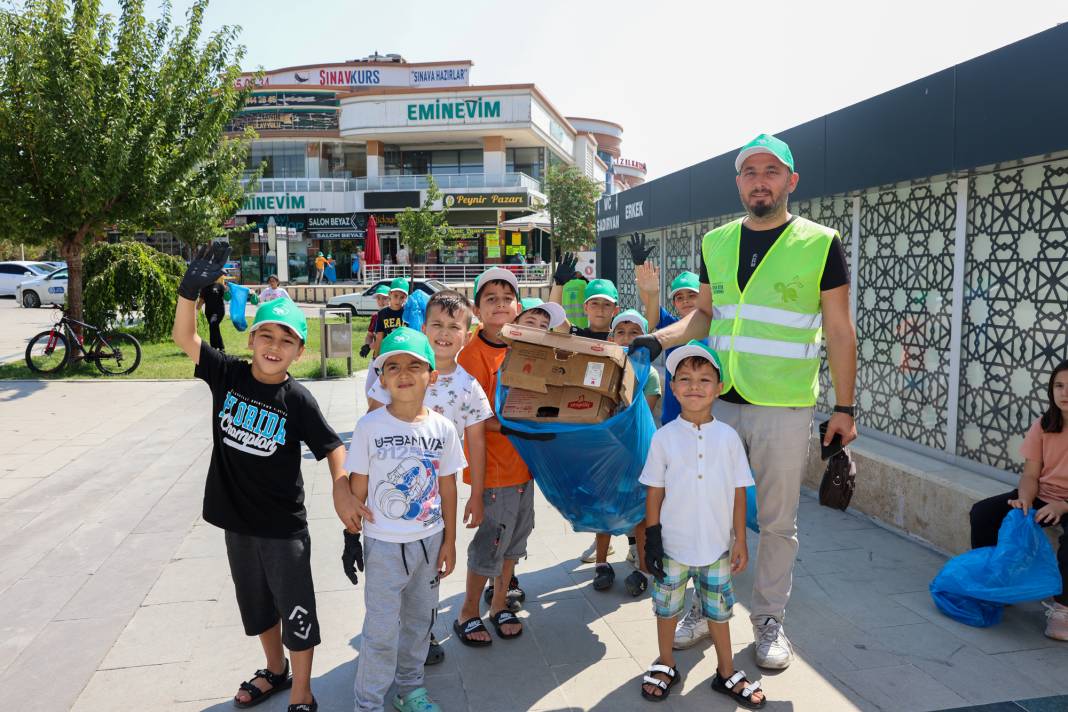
<box><xmin>453</xmin><ymin>268</ymin><xmax>530</xmax><ymax>645</ymax></box>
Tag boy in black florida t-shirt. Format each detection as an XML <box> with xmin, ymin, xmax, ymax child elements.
<box><xmin>173</xmin><ymin>243</ymin><xmax>368</xmax><ymax>712</ymax></box>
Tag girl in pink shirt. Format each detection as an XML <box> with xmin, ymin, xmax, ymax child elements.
<box><xmin>969</xmin><ymin>360</ymin><xmax>1068</xmax><ymax>641</ymax></box>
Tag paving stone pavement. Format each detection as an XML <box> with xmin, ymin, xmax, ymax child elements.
<box><xmin>0</xmin><ymin>376</ymin><xmax>1065</xmax><ymax>712</ymax></box>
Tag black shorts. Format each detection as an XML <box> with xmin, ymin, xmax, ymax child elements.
<box><xmin>224</xmin><ymin>530</ymin><xmax>320</xmax><ymax>651</ymax></box>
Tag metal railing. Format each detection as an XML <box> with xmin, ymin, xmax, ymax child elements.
<box><xmin>362</xmin><ymin>263</ymin><xmax>550</xmax><ymax>285</ymax></box>
<box><xmin>243</xmin><ymin>172</ymin><xmax>542</xmax><ymax>194</ymax></box>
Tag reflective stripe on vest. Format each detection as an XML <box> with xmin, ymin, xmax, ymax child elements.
<box><xmin>702</xmin><ymin>216</ymin><xmax>836</xmax><ymax>407</ymax></box>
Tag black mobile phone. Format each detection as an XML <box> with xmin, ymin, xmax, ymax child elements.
<box><xmin>819</xmin><ymin>420</ymin><xmax>844</xmax><ymax>461</ymax></box>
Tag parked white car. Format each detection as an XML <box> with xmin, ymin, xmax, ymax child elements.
<box><xmin>326</xmin><ymin>279</ymin><xmax>446</xmax><ymax>315</ymax></box>
<box><xmin>16</xmin><ymin>267</ymin><xmax>67</xmax><ymax>308</ymax></box>
<box><xmin>0</xmin><ymin>261</ymin><xmax>54</xmax><ymax>296</ymax></box>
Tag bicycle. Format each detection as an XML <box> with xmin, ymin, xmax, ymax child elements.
<box><xmin>24</xmin><ymin>309</ymin><xmax>142</xmax><ymax>376</ymax></box>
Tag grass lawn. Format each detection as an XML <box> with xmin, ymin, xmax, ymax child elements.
<box><xmin>0</xmin><ymin>316</ymin><xmax>372</xmax><ymax>380</ymax></box>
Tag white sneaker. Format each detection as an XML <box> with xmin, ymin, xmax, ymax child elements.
<box><xmin>626</xmin><ymin>543</ymin><xmax>638</xmax><ymax>566</ymax></box>
<box><xmin>672</xmin><ymin>599</ymin><xmax>710</xmax><ymax>649</ymax></box>
<box><xmin>580</xmin><ymin>538</ymin><xmax>613</xmax><ymax>564</ymax></box>
<box><xmin>753</xmin><ymin>617</ymin><xmax>794</xmax><ymax>669</ymax></box>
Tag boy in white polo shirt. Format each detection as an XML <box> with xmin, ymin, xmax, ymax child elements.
<box><xmin>638</xmin><ymin>341</ymin><xmax>767</xmax><ymax>709</ymax></box>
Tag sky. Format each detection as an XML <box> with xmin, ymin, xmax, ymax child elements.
<box><xmin>102</xmin><ymin>0</ymin><xmax>1067</xmax><ymax>180</ymax></box>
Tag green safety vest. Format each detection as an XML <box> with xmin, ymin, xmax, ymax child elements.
<box><xmin>702</xmin><ymin>217</ymin><xmax>835</xmax><ymax>407</ymax></box>
<box><xmin>562</xmin><ymin>279</ymin><xmax>588</xmax><ymax>328</ymax></box>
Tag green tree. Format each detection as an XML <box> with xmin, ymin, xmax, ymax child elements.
<box><xmin>545</xmin><ymin>165</ymin><xmax>601</xmax><ymax>255</ymax></box>
<box><xmin>83</xmin><ymin>241</ymin><xmax>183</xmax><ymax>340</ymax></box>
<box><xmin>396</xmin><ymin>176</ymin><xmax>456</xmax><ymax>266</ymax></box>
<box><xmin>0</xmin><ymin>0</ymin><xmax>251</xmax><ymax>326</ymax></box>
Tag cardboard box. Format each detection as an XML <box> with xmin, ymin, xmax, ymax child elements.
<box><xmin>501</xmin><ymin>385</ymin><xmax>617</xmax><ymax>424</ymax></box>
<box><xmin>499</xmin><ymin>323</ymin><xmax>635</xmax><ymax>407</ymax></box>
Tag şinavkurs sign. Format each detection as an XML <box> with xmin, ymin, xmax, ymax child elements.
<box><xmin>406</xmin><ymin>97</ymin><xmax>501</xmax><ymax>122</ymax></box>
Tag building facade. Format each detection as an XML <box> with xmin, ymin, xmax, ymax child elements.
<box><xmin>594</xmin><ymin>25</ymin><xmax>1068</xmax><ymax>481</ymax></box>
<box><xmin>227</xmin><ymin>55</ymin><xmax>643</xmax><ymax>282</ymax></box>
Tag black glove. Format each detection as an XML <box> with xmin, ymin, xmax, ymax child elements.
<box><xmin>644</xmin><ymin>523</ymin><xmax>666</xmax><ymax>582</ymax></box>
<box><xmin>628</xmin><ymin>335</ymin><xmax>663</xmax><ymax>362</ymax></box>
<box><xmin>626</xmin><ymin>232</ymin><xmax>657</xmax><ymax>265</ymax></box>
<box><xmin>179</xmin><ymin>242</ymin><xmax>231</xmax><ymax>301</ymax></box>
<box><xmin>359</xmin><ymin>344</ymin><xmax>371</xmax><ymax>358</ymax></box>
<box><xmin>553</xmin><ymin>252</ymin><xmax>578</xmax><ymax>286</ymax></box>
<box><xmin>341</xmin><ymin>530</ymin><xmax>364</xmax><ymax>586</ymax></box>
<box><xmin>500</xmin><ymin>424</ymin><xmax>556</xmax><ymax>442</ymax></box>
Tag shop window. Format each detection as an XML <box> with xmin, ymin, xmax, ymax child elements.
<box><xmin>460</xmin><ymin>149</ymin><xmax>482</xmax><ymax>174</ymax></box>
<box><xmin>402</xmin><ymin>150</ymin><xmax>430</xmax><ymax>175</ymax></box>
<box><xmin>430</xmin><ymin>150</ymin><xmax>458</xmax><ymax>176</ymax></box>
<box><xmin>507</xmin><ymin>147</ymin><xmax>544</xmax><ymax>181</ymax></box>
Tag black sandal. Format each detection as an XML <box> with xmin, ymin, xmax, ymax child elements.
<box><xmin>711</xmin><ymin>670</ymin><xmax>766</xmax><ymax>709</ymax></box>
<box><xmin>624</xmin><ymin>570</ymin><xmax>648</xmax><ymax>597</ymax></box>
<box><xmin>452</xmin><ymin>616</ymin><xmax>492</xmax><ymax>647</ymax></box>
<box><xmin>640</xmin><ymin>661</ymin><xmax>682</xmax><ymax>702</ymax></box>
<box><xmin>483</xmin><ymin>575</ymin><xmax>526</xmax><ymax>609</ymax></box>
<box><xmin>233</xmin><ymin>659</ymin><xmax>292</xmax><ymax>708</ymax></box>
<box><xmin>287</xmin><ymin>699</ymin><xmax>317</xmax><ymax>712</ymax></box>
<box><xmin>489</xmin><ymin>609</ymin><xmax>523</xmax><ymax>639</ymax></box>
<box><xmin>593</xmin><ymin>563</ymin><xmax>616</xmax><ymax>591</ymax></box>
<box><xmin>425</xmin><ymin>634</ymin><xmax>445</xmax><ymax>665</ymax></box>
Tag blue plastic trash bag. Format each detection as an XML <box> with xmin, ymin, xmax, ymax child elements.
<box><xmin>930</xmin><ymin>509</ymin><xmax>1062</xmax><ymax>627</ymax></box>
<box><xmin>403</xmin><ymin>289</ymin><xmax>429</xmax><ymax>332</ymax></box>
<box><xmin>227</xmin><ymin>282</ymin><xmax>250</xmax><ymax>331</ymax></box>
<box><xmin>325</xmin><ymin>262</ymin><xmax>336</xmax><ymax>284</ymax></box>
<box><xmin>746</xmin><ymin>484</ymin><xmax>759</xmax><ymax>533</ymax></box>
<box><xmin>496</xmin><ymin>350</ymin><xmax>656</xmax><ymax>535</ymax></box>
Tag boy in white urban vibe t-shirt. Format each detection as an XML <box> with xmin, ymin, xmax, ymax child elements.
<box><xmin>343</xmin><ymin>327</ymin><xmax>466</xmax><ymax>712</ymax></box>
<box><xmin>366</xmin><ymin>290</ymin><xmax>493</xmax><ymax>665</ymax></box>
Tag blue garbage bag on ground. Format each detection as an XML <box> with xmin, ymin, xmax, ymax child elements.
<box><xmin>496</xmin><ymin>350</ymin><xmax>656</xmax><ymax>535</ymax></box>
<box><xmin>402</xmin><ymin>290</ymin><xmax>429</xmax><ymax>332</ymax></box>
<box><xmin>227</xmin><ymin>282</ymin><xmax>250</xmax><ymax>331</ymax></box>
<box><xmin>930</xmin><ymin>509</ymin><xmax>1062</xmax><ymax>627</ymax></box>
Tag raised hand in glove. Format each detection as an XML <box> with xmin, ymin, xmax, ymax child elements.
<box><xmin>628</xmin><ymin>335</ymin><xmax>663</xmax><ymax>362</ymax></box>
<box><xmin>500</xmin><ymin>424</ymin><xmax>555</xmax><ymax>442</ymax></box>
<box><xmin>179</xmin><ymin>242</ymin><xmax>231</xmax><ymax>301</ymax></box>
<box><xmin>553</xmin><ymin>252</ymin><xmax>579</xmax><ymax>286</ymax></box>
<box><xmin>341</xmin><ymin>530</ymin><xmax>364</xmax><ymax>586</ymax></box>
<box><xmin>643</xmin><ymin>523</ymin><xmax>667</xmax><ymax>582</ymax></box>
<box><xmin>626</xmin><ymin>232</ymin><xmax>657</xmax><ymax>265</ymax></box>
<box><xmin>359</xmin><ymin>344</ymin><xmax>371</xmax><ymax>358</ymax></box>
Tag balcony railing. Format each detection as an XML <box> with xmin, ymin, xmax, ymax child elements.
<box><xmin>243</xmin><ymin>172</ymin><xmax>542</xmax><ymax>194</ymax></box>
<box><xmin>364</xmin><ymin>263</ymin><xmax>550</xmax><ymax>285</ymax></box>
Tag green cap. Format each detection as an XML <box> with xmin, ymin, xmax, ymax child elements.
<box><xmin>373</xmin><ymin>284</ymin><xmax>390</xmax><ymax>296</ymax></box>
<box><xmin>611</xmin><ymin>309</ymin><xmax>648</xmax><ymax>334</ymax></box>
<box><xmin>735</xmin><ymin>133</ymin><xmax>794</xmax><ymax>173</ymax></box>
<box><xmin>583</xmin><ymin>278</ymin><xmax>618</xmax><ymax>304</ymax></box>
<box><xmin>389</xmin><ymin>277</ymin><xmax>409</xmax><ymax>294</ymax></box>
<box><xmin>250</xmin><ymin>297</ymin><xmax>308</xmax><ymax>343</ymax></box>
<box><xmin>519</xmin><ymin>297</ymin><xmax>566</xmax><ymax>328</ymax></box>
<box><xmin>372</xmin><ymin>326</ymin><xmax>436</xmax><ymax>372</ymax></box>
<box><xmin>665</xmin><ymin>340</ymin><xmax>723</xmax><ymax>377</ymax></box>
<box><xmin>317</xmin><ymin>251</ymin><xmax>324</xmax><ymax>257</ymax></box>
<box><xmin>669</xmin><ymin>271</ymin><xmax>700</xmax><ymax>298</ymax></box>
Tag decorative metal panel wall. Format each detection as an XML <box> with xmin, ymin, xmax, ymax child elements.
<box><xmin>958</xmin><ymin>159</ymin><xmax>1068</xmax><ymax>471</ymax></box>
<box><xmin>854</xmin><ymin>180</ymin><xmax>957</xmax><ymax>450</ymax></box>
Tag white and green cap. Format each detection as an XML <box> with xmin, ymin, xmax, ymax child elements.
<box><xmin>373</xmin><ymin>284</ymin><xmax>390</xmax><ymax>296</ymax></box>
<box><xmin>389</xmin><ymin>277</ymin><xmax>410</xmax><ymax>294</ymax></box>
<box><xmin>372</xmin><ymin>326</ymin><xmax>437</xmax><ymax>372</ymax></box>
<box><xmin>610</xmin><ymin>309</ymin><xmax>648</xmax><ymax>334</ymax></box>
<box><xmin>735</xmin><ymin>133</ymin><xmax>795</xmax><ymax>173</ymax></box>
<box><xmin>669</xmin><ymin>271</ymin><xmax>700</xmax><ymax>298</ymax></box>
<box><xmin>519</xmin><ymin>297</ymin><xmax>566</xmax><ymax>329</ymax></box>
<box><xmin>250</xmin><ymin>297</ymin><xmax>308</xmax><ymax>343</ymax></box>
<box><xmin>473</xmin><ymin>267</ymin><xmax>519</xmax><ymax>300</ymax></box>
<box><xmin>665</xmin><ymin>339</ymin><xmax>723</xmax><ymax>377</ymax></box>
<box><xmin>583</xmin><ymin>278</ymin><xmax>619</xmax><ymax>304</ymax></box>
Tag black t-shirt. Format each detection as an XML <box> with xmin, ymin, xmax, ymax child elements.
<box><xmin>200</xmin><ymin>282</ymin><xmax>226</xmax><ymax>316</ymax></box>
<box><xmin>374</xmin><ymin>306</ymin><xmax>406</xmax><ymax>336</ymax></box>
<box><xmin>699</xmin><ymin>217</ymin><xmax>850</xmax><ymax>405</ymax></box>
<box><xmin>194</xmin><ymin>343</ymin><xmax>342</xmax><ymax>537</ymax></box>
<box><xmin>570</xmin><ymin>326</ymin><xmax>610</xmax><ymax>340</ymax></box>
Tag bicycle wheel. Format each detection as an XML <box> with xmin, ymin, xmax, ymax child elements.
<box><xmin>92</xmin><ymin>332</ymin><xmax>142</xmax><ymax>375</ymax></box>
<box><xmin>25</xmin><ymin>330</ymin><xmax>70</xmax><ymax>374</ymax></box>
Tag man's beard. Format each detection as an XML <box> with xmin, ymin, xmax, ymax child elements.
<box><xmin>746</xmin><ymin>191</ymin><xmax>787</xmax><ymax>218</ymax></box>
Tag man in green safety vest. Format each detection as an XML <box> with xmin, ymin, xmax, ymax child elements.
<box><xmin>631</xmin><ymin>133</ymin><xmax>857</xmax><ymax>670</ymax></box>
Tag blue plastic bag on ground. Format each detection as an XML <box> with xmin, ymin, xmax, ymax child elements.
<box><xmin>930</xmin><ymin>509</ymin><xmax>1062</xmax><ymax>627</ymax></box>
<box><xmin>496</xmin><ymin>350</ymin><xmax>656</xmax><ymax>535</ymax></box>
<box><xmin>402</xmin><ymin>289</ymin><xmax>428</xmax><ymax>332</ymax></box>
<box><xmin>227</xmin><ymin>282</ymin><xmax>250</xmax><ymax>331</ymax></box>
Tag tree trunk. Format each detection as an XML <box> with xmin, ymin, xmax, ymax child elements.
<box><xmin>60</xmin><ymin>233</ymin><xmax>86</xmax><ymax>342</ymax></box>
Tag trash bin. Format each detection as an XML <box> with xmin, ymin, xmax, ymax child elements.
<box><xmin>319</xmin><ymin>307</ymin><xmax>353</xmax><ymax>378</ymax></box>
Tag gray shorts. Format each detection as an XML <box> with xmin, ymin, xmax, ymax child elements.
<box><xmin>224</xmin><ymin>530</ymin><xmax>319</xmax><ymax>651</ymax></box>
<box><xmin>467</xmin><ymin>483</ymin><xmax>535</xmax><ymax>577</ymax></box>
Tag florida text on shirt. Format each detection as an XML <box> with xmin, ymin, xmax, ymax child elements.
<box><xmin>218</xmin><ymin>391</ymin><xmax>287</xmax><ymax>457</ymax></box>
